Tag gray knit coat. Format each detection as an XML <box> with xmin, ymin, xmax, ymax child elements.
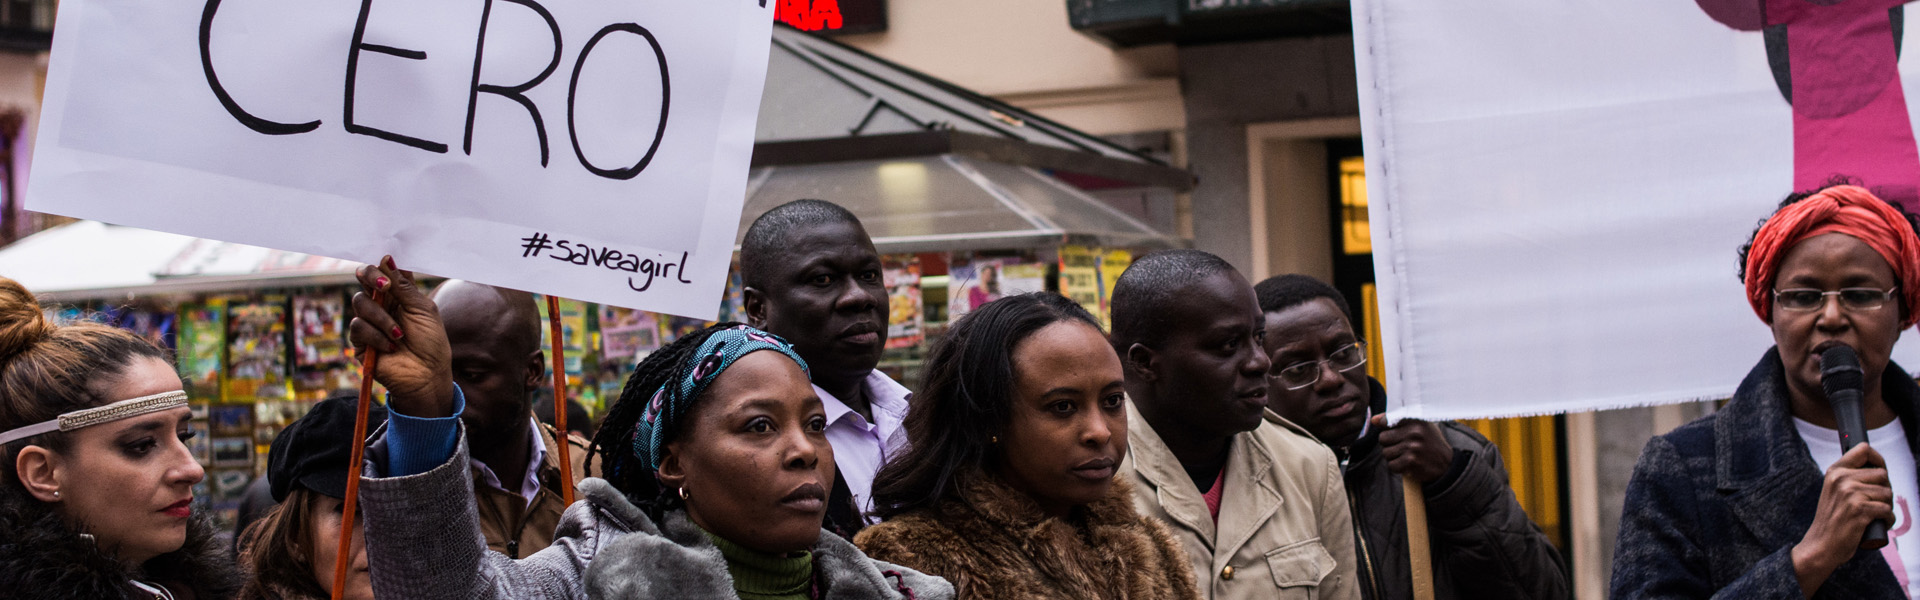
<box><xmin>356</xmin><ymin>428</ymin><xmax>954</xmax><ymax>600</ymax></box>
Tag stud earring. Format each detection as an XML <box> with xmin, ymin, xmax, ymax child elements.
<box><xmin>990</xmin><ymin>436</ymin><xmax>999</xmax><ymax>444</ymax></box>
<box><xmin>51</xmin><ymin>490</ymin><xmax>59</xmax><ymax>499</ymax></box>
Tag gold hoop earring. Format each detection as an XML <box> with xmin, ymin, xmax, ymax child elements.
<box><xmin>678</xmin><ymin>487</ymin><xmax>690</xmax><ymax>501</ymax></box>
<box><xmin>990</xmin><ymin>436</ymin><xmax>999</xmax><ymax>444</ymax></box>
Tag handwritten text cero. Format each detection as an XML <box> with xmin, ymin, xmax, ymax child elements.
<box><xmin>199</xmin><ymin>0</ymin><xmax>671</xmax><ymax>181</ymax></box>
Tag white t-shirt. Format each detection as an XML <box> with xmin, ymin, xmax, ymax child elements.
<box><xmin>1798</xmin><ymin>416</ymin><xmax>1920</xmax><ymax>597</ymax></box>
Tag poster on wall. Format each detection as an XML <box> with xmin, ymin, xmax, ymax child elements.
<box><xmin>1059</xmin><ymin>246</ymin><xmax>1102</xmax><ymax>323</ymax></box>
<box><xmin>661</xmin><ymin>315</ymin><xmax>712</xmax><ymax>344</ymax></box>
<box><xmin>600</xmin><ymin>305</ymin><xmax>662</xmax><ymax>364</ymax></box>
<box><xmin>948</xmin><ymin>257</ymin><xmax>1049</xmax><ymax>321</ymax></box>
<box><xmin>29</xmin><ymin>0</ymin><xmax>779</xmax><ymax>318</ymax></box>
<box><xmin>102</xmin><ymin>305</ymin><xmax>177</xmax><ymax>351</ymax></box>
<box><xmin>539</xmin><ymin>297</ymin><xmax>591</xmax><ymax>376</ymax></box>
<box><xmin>1098</xmin><ymin>249</ymin><xmax>1132</xmax><ymax>329</ymax></box>
<box><xmin>883</xmin><ymin>255</ymin><xmax>923</xmax><ymax>349</ymax></box>
<box><xmin>293</xmin><ymin>293</ymin><xmax>347</xmax><ymax>367</ymax></box>
<box><xmin>210</xmin><ymin>437</ymin><xmax>252</xmax><ymax>468</ymax></box>
<box><xmin>178</xmin><ymin>299</ymin><xmax>227</xmax><ymax>402</ymax></box>
<box><xmin>226</xmin><ymin>298</ymin><xmax>289</xmax><ymax>402</ymax></box>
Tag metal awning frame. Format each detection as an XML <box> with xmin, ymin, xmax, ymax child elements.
<box><xmin>750</xmin><ymin>129</ymin><xmax>1196</xmax><ymax>192</ymax></box>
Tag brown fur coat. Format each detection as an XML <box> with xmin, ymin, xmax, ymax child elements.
<box><xmin>855</xmin><ymin>474</ymin><xmax>1201</xmax><ymax>600</ymax></box>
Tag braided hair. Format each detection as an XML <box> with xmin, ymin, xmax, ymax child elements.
<box><xmin>587</xmin><ymin>323</ymin><xmax>737</xmax><ymax>518</ymax></box>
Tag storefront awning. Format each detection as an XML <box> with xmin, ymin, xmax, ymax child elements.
<box><xmin>742</xmin><ymin>26</ymin><xmax>1193</xmax><ymax>253</ymax></box>
<box><xmin>0</xmin><ymin>220</ymin><xmax>359</xmax><ymax>302</ymax></box>
<box><xmin>739</xmin><ymin>154</ymin><xmax>1183</xmax><ymax>254</ymax></box>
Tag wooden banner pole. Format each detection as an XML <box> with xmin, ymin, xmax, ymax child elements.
<box><xmin>332</xmin><ymin>283</ymin><xmax>383</xmax><ymax>600</ymax></box>
<box><xmin>546</xmin><ymin>295</ymin><xmax>576</xmax><ymax>505</ymax></box>
<box><xmin>1404</xmin><ymin>475</ymin><xmax>1436</xmax><ymax>600</ymax></box>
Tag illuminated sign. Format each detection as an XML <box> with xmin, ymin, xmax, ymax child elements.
<box><xmin>776</xmin><ymin>0</ymin><xmax>886</xmax><ymax>35</ymax></box>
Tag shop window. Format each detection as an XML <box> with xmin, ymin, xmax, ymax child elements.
<box><xmin>1339</xmin><ymin>156</ymin><xmax>1371</xmax><ymax>255</ymax></box>
<box><xmin>1459</xmin><ymin>414</ymin><xmax>1568</xmax><ymax>551</ymax></box>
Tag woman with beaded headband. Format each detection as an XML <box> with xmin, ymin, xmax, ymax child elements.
<box><xmin>0</xmin><ymin>277</ymin><xmax>240</xmax><ymax>599</ymax></box>
<box><xmin>340</xmin><ymin>260</ymin><xmax>951</xmax><ymax>600</ymax></box>
<box><xmin>1614</xmin><ymin>180</ymin><xmax>1920</xmax><ymax>598</ymax></box>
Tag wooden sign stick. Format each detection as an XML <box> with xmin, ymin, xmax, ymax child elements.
<box><xmin>1404</xmin><ymin>475</ymin><xmax>1436</xmax><ymax>600</ymax></box>
<box><xmin>333</xmin><ymin>283</ymin><xmax>383</xmax><ymax>600</ymax></box>
<box><xmin>546</xmin><ymin>295</ymin><xmax>576</xmax><ymax>505</ymax></box>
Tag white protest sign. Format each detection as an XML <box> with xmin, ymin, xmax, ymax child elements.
<box><xmin>1353</xmin><ymin>0</ymin><xmax>1920</xmax><ymax>421</ymax></box>
<box><xmin>28</xmin><ymin>0</ymin><xmax>775</xmax><ymax>318</ymax></box>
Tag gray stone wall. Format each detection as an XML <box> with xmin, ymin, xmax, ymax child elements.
<box><xmin>1176</xmin><ymin>35</ymin><xmax>1358</xmax><ymax>273</ymax></box>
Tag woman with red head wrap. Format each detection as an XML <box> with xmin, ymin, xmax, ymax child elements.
<box><xmin>1616</xmin><ymin>181</ymin><xmax>1920</xmax><ymax>599</ymax></box>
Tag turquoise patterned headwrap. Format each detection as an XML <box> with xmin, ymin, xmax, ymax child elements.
<box><xmin>632</xmin><ymin>325</ymin><xmax>809</xmax><ymax>470</ymax></box>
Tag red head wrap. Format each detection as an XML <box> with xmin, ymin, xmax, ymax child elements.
<box><xmin>1744</xmin><ymin>185</ymin><xmax>1920</xmax><ymax>328</ymax></box>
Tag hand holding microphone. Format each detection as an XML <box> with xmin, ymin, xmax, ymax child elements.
<box><xmin>1820</xmin><ymin>345</ymin><xmax>1889</xmax><ymax>549</ymax></box>
<box><xmin>1791</xmin><ymin>345</ymin><xmax>1896</xmax><ymax>593</ymax></box>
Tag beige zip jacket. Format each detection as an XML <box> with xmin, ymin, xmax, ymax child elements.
<box><xmin>1119</xmin><ymin>400</ymin><xmax>1360</xmax><ymax>600</ymax></box>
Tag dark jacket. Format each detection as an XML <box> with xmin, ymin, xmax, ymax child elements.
<box><xmin>1333</xmin><ymin>380</ymin><xmax>1569</xmax><ymax>600</ymax></box>
<box><xmin>0</xmin><ymin>484</ymin><xmax>243</xmax><ymax>600</ymax></box>
<box><xmin>854</xmin><ymin>473</ymin><xmax>1202</xmax><ymax>600</ymax></box>
<box><xmin>1611</xmin><ymin>347</ymin><xmax>1918</xmax><ymax>599</ymax></box>
<box><xmin>357</xmin><ymin>424</ymin><xmax>954</xmax><ymax>600</ymax></box>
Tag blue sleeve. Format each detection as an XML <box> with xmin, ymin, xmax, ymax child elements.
<box><xmin>384</xmin><ymin>384</ymin><xmax>466</xmax><ymax>477</ymax></box>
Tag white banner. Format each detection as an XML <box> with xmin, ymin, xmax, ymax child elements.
<box><xmin>28</xmin><ymin>0</ymin><xmax>775</xmax><ymax>319</ymax></box>
<box><xmin>1354</xmin><ymin>0</ymin><xmax>1920</xmax><ymax>421</ymax></box>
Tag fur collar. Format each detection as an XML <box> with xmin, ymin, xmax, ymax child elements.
<box><xmin>865</xmin><ymin>472</ymin><xmax>1198</xmax><ymax>600</ymax></box>
<box><xmin>948</xmin><ymin>471</ymin><xmax>1142</xmax><ymax>534</ymax></box>
<box><xmin>0</xmin><ymin>485</ymin><xmax>242</xmax><ymax>600</ymax></box>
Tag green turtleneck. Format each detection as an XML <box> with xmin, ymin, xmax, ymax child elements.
<box><xmin>702</xmin><ymin>528</ymin><xmax>814</xmax><ymax>600</ymax></box>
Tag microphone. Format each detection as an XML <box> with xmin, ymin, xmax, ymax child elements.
<box><xmin>1821</xmin><ymin>344</ymin><xmax>1888</xmax><ymax>550</ymax></box>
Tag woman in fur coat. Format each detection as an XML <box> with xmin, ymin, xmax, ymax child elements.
<box><xmin>0</xmin><ymin>276</ymin><xmax>241</xmax><ymax>600</ymax></box>
<box><xmin>857</xmin><ymin>292</ymin><xmax>1202</xmax><ymax>600</ymax></box>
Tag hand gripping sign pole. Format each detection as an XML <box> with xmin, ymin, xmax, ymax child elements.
<box><xmin>328</xmin><ymin>277</ymin><xmax>585</xmax><ymax>598</ymax></box>
<box><xmin>547</xmin><ymin>295</ymin><xmax>576</xmax><ymax>505</ymax></box>
<box><xmin>333</xmin><ymin>260</ymin><xmax>388</xmax><ymax>600</ymax></box>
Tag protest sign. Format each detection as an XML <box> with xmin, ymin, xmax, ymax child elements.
<box><xmin>1354</xmin><ymin>0</ymin><xmax>1920</xmax><ymax>421</ymax></box>
<box><xmin>28</xmin><ymin>0</ymin><xmax>776</xmax><ymax>318</ymax></box>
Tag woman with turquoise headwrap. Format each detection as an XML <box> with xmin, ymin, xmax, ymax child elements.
<box><xmin>339</xmin><ymin>259</ymin><xmax>952</xmax><ymax>600</ymax></box>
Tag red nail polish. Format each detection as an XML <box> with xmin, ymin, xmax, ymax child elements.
<box><xmin>382</xmin><ymin>256</ymin><xmax>396</xmax><ymax>270</ymax></box>
<box><xmin>374</xmin><ymin>276</ymin><xmax>389</xmax><ymax>289</ymax></box>
<box><xmin>391</xmin><ymin>326</ymin><xmax>405</xmax><ymax>339</ymax></box>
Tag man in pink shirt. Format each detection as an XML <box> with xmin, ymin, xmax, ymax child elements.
<box><xmin>741</xmin><ymin>199</ymin><xmax>913</xmax><ymax>535</ymax></box>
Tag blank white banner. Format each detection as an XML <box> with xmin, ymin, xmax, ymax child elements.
<box><xmin>1353</xmin><ymin>0</ymin><xmax>1920</xmax><ymax>421</ymax></box>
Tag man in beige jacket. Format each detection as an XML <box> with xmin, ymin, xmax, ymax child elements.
<box><xmin>1110</xmin><ymin>249</ymin><xmax>1359</xmax><ymax>600</ymax></box>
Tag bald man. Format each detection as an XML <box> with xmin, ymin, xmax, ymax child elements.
<box><xmin>430</xmin><ymin>280</ymin><xmax>587</xmax><ymax>558</ymax></box>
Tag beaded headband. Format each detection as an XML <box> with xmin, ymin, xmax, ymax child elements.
<box><xmin>0</xmin><ymin>390</ymin><xmax>190</xmax><ymax>446</ymax></box>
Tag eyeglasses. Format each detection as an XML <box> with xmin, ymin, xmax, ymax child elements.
<box><xmin>1271</xmin><ymin>342</ymin><xmax>1367</xmax><ymax>391</ymax></box>
<box><xmin>1772</xmin><ymin>287</ymin><xmax>1899</xmax><ymax>312</ymax></box>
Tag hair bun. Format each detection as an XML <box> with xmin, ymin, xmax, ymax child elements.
<box><xmin>0</xmin><ymin>277</ymin><xmax>53</xmax><ymax>363</ymax></box>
